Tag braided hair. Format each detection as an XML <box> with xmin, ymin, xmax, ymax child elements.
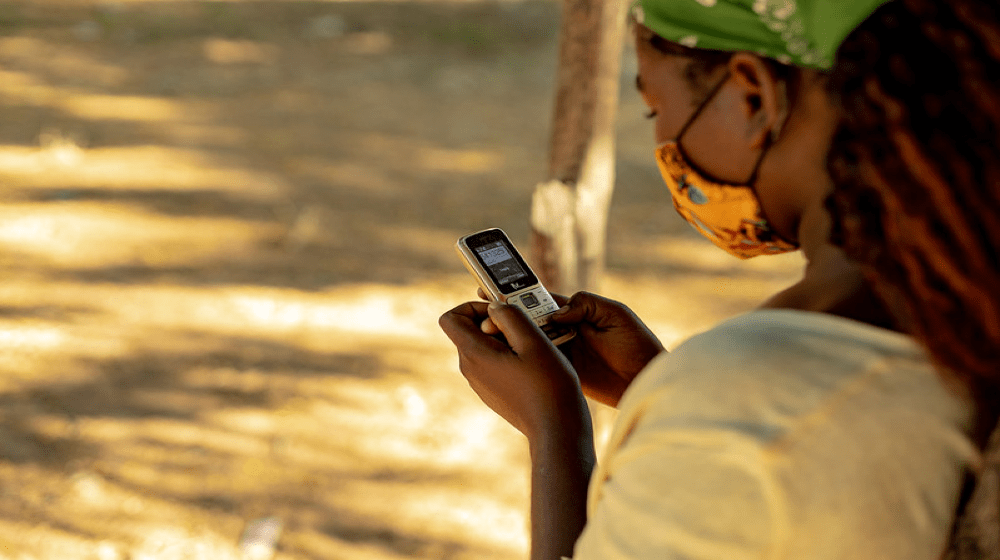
<box><xmin>827</xmin><ymin>0</ymin><xmax>1000</xmax><ymax>395</ymax></box>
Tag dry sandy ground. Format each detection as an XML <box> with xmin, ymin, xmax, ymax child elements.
<box><xmin>0</xmin><ymin>1</ymin><xmax>802</xmax><ymax>559</ymax></box>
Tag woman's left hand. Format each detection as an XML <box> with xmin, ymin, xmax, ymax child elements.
<box><xmin>439</xmin><ymin>301</ymin><xmax>592</xmax><ymax>442</ymax></box>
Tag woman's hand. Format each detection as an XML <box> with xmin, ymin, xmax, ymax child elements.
<box><xmin>438</xmin><ymin>300</ymin><xmax>592</xmax><ymax>442</ymax></box>
<box><xmin>549</xmin><ymin>292</ymin><xmax>665</xmax><ymax>407</ymax></box>
<box><xmin>473</xmin><ymin>291</ymin><xmax>665</xmax><ymax>408</ymax></box>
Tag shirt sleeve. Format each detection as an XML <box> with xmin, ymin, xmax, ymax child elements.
<box><xmin>570</xmin><ymin>428</ymin><xmax>783</xmax><ymax>560</ymax></box>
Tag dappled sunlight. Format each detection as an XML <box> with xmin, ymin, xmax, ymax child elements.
<box><xmin>0</xmin><ymin>203</ymin><xmax>282</xmax><ymax>268</ymax></box>
<box><xmin>226</xmin><ymin>288</ymin><xmax>439</xmax><ymax>339</ymax></box>
<box><xmin>0</xmin><ymin>145</ymin><xmax>287</xmax><ymax>194</ymax></box>
<box><xmin>354</xmin><ymin>133</ymin><xmax>522</xmax><ymax>179</ymax></box>
<box><xmin>418</xmin><ymin>146</ymin><xmax>506</xmax><ymax>173</ymax></box>
<box><xmin>35</xmin><ymin>281</ymin><xmax>462</xmax><ymax>345</ymax></box>
<box><xmin>59</xmin><ymin>94</ymin><xmax>213</xmax><ymax>123</ymax></box>
<box><xmin>0</xmin><ymin>270</ymin><xmax>530</xmax><ymax>558</ymax></box>
<box><xmin>336</xmin><ymin>481</ymin><xmax>529</xmax><ymax>551</ymax></box>
<box><xmin>306</xmin><ymin>379</ymin><xmax>523</xmax><ymax>471</ymax></box>
<box><xmin>202</xmin><ymin>39</ymin><xmax>278</xmax><ymax>65</ymax></box>
<box><xmin>286</xmin><ymin>157</ymin><xmax>399</xmax><ymax>196</ymax></box>
<box><xmin>0</xmin><ymin>38</ymin><xmax>128</xmax><ymax>87</ymax></box>
<box><xmin>0</xmin><ymin>325</ymin><xmax>65</xmax><ymax>350</ymax></box>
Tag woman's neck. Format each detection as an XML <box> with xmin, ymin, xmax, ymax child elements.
<box><xmin>761</xmin><ymin>197</ymin><xmax>900</xmax><ymax>331</ymax></box>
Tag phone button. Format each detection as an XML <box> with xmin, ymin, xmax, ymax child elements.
<box><xmin>520</xmin><ymin>293</ymin><xmax>541</xmax><ymax>309</ymax></box>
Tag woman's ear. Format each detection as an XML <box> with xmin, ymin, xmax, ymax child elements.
<box><xmin>727</xmin><ymin>52</ymin><xmax>790</xmax><ymax>149</ymax></box>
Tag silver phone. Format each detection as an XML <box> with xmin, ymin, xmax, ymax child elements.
<box><xmin>456</xmin><ymin>228</ymin><xmax>575</xmax><ymax>345</ymax></box>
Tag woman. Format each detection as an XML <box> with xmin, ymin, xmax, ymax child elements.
<box><xmin>439</xmin><ymin>1</ymin><xmax>975</xmax><ymax>558</ymax></box>
<box><xmin>825</xmin><ymin>0</ymin><xmax>1000</xmax><ymax>556</ymax></box>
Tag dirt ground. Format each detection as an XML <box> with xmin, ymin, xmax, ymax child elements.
<box><xmin>0</xmin><ymin>1</ymin><xmax>804</xmax><ymax>559</ymax></box>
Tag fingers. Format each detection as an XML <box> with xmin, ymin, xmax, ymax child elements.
<box><xmin>439</xmin><ymin>301</ymin><xmax>506</xmax><ymax>354</ymax></box>
<box><xmin>438</xmin><ymin>301</ymin><xmax>486</xmax><ymax>343</ymax></box>
<box><xmin>486</xmin><ymin>302</ymin><xmax>547</xmax><ymax>355</ymax></box>
<box><xmin>549</xmin><ymin>291</ymin><xmax>609</xmax><ymax>325</ymax></box>
<box><xmin>443</xmin><ymin>300</ymin><xmax>490</xmax><ymax>322</ymax></box>
<box><xmin>480</xmin><ymin>317</ymin><xmax>501</xmax><ymax>336</ymax></box>
<box><xmin>473</xmin><ymin>289</ymin><xmax>503</xmax><ymax>335</ymax></box>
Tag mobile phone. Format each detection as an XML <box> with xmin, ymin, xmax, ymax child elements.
<box><xmin>456</xmin><ymin>228</ymin><xmax>575</xmax><ymax>345</ymax></box>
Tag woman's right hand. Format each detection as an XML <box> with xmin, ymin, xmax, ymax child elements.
<box><xmin>548</xmin><ymin>292</ymin><xmax>664</xmax><ymax>407</ymax></box>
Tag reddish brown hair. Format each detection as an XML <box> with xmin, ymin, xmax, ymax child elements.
<box><xmin>826</xmin><ymin>0</ymin><xmax>1000</xmax><ymax>396</ymax></box>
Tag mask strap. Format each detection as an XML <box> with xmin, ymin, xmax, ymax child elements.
<box><xmin>744</xmin><ymin>133</ymin><xmax>771</xmax><ymax>186</ymax></box>
<box><xmin>674</xmin><ymin>72</ymin><xmax>730</xmax><ymax>143</ymax></box>
<box><xmin>676</xmin><ymin>71</ymin><xmax>775</xmax><ymax>187</ymax></box>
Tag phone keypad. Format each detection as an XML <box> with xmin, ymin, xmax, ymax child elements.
<box><xmin>520</xmin><ymin>292</ymin><xmax>541</xmax><ymax>309</ymax></box>
<box><xmin>508</xmin><ymin>289</ymin><xmax>573</xmax><ymax>343</ymax></box>
<box><xmin>511</xmin><ymin>289</ymin><xmax>556</xmax><ymax>321</ymax></box>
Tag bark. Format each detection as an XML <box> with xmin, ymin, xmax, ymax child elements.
<box><xmin>530</xmin><ymin>0</ymin><xmax>628</xmax><ymax>295</ymax></box>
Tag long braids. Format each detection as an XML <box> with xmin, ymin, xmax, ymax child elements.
<box><xmin>827</xmin><ymin>0</ymin><xmax>1000</xmax><ymax>393</ymax></box>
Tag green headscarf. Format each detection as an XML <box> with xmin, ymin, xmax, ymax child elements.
<box><xmin>635</xmin><ymin>0</ymin><xmax>890</xmax><ymax>69</ymax></box>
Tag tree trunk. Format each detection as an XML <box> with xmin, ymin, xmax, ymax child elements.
<box><xmin>530</xmin><ymin>0</ymin><xmax>628</xmax><ymax>295</ymax></box>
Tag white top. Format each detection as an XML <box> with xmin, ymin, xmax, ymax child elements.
<box><xmin>570</xmin><ymin>309</ymin><xmax>978</xmax><ymax>560</ymax></box>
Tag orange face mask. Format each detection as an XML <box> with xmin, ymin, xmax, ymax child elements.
<box><xmin>654</xmin><ymin>76</ymin><xmax>799</xmax><ymax>260</ymax></box>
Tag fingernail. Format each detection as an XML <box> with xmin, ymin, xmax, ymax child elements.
<box><xmin>552</xmin><ymin>306</ymin><xmax>569</xmax><ymax>316</ymax></box>
<box><xmin>488</xmin><ymin>301</ymin><xmax>503</xmax><ymax>312</ymax></box>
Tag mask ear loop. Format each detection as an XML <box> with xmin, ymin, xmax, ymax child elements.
<box><xmin>745</xmin><ymin>101</ymin><xmax>798</xmax><ymax>245</ymax></box>
<box><xmin>676</xmin><ymin>71</ymin><xmax>779</xmax><ymax>188</ymax></box>
<box><xmin>672</xmin><ymin>73</ymin><xmax>733</xmax><ymax>189</ymax></box>
<box><xmin>743</xmin><ymin>133</ymin><xmax>772</xmax><ymax>187</ymax></box>
<box><xmin>746</xmin><ymin>78</ymin><xmax>789</xmax><ymax>186</ymax></box>
<box><xmin>674</xmin><ymin>72</ymin><xmax>730</xmax><ymax>145</ymax></box>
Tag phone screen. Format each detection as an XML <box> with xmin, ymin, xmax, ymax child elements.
<box><xmin>465</xmin><ymin>230</ymin><xmax>539</xmax><ymax>294</ymax></box>
<box><xmin>476</xmin><ymin>241</ymin><xmax>528</xmax><ymax>285</ymax></box>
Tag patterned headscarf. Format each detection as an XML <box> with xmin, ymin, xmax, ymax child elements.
<box><xmin>634</xmin><ymin>0</ymin><xmax>891</xmax><ymax>68</ymax></box>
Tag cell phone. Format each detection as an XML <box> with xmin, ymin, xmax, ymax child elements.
<box><xmin>456</xmin><ymin>228</ymin><xmax>575</xmax><ymax>345</ymax></box>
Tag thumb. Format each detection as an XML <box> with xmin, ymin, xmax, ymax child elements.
<box><xmin>549</xmin><ymin>291</ymin><xmax>601</xmax><ymax>325</ymax></box>
<box><xmin>487</xmin><ymin>302</ymin><xmax>546</xmax><ymax>354</ymax></box>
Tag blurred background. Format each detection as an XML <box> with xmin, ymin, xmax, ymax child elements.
<box><xmin>0</xmin><ymin>1</ymin><xmax>803</xmax><ymax>558</ymax></box>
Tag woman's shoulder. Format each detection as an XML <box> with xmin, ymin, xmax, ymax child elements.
<box><xmin>615</xmin><ymin>309</ymin><xmax>968</xmax><ymax>445</ymax></box>
<box><xmin>673</xmin><ymin>308</ymin><xmax>924</xmax><ymax>369</ymax></box>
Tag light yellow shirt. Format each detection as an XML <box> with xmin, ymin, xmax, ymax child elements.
<box><xmin>571</xmin><ymin>309</ymin><xmax>977</xmax><ymax>560</ymax></box>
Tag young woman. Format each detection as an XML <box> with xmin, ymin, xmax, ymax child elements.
<box><xmin>824</xmin><ymin>0</ymin><xmax>1000</xmax><ymax>556</ymax></box>
<box><xmin>439</xmin><ymin>1</ymin><xmax>975</xmax><ymax>558</ymax></box>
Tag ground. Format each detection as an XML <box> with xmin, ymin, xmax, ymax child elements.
<box><xmin>0</xmin><ymin>1</ymin><xmax>802</xmax><ymax>559</ymax></box>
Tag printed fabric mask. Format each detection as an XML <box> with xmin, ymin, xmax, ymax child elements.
<box><xmin>654</xmin><ymin>75</ymin><xmax>799</xmax><ymax>259</ymax></box>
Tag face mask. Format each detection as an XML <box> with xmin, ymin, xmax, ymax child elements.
<box><xmin>654</xmin><ymin>75</ymin><xmax>799</xmax><ymax>259</ymax></box>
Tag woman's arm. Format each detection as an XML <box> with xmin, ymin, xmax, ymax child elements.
<box><xmin>529</xmin><ymin>406</ymin><xmax>596</xmax><ymax>559</ymax></box>
<box><xmin>439</xmin><ymin>301</ymin><xmax>595</xmax><ymax>558</ymax></box>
